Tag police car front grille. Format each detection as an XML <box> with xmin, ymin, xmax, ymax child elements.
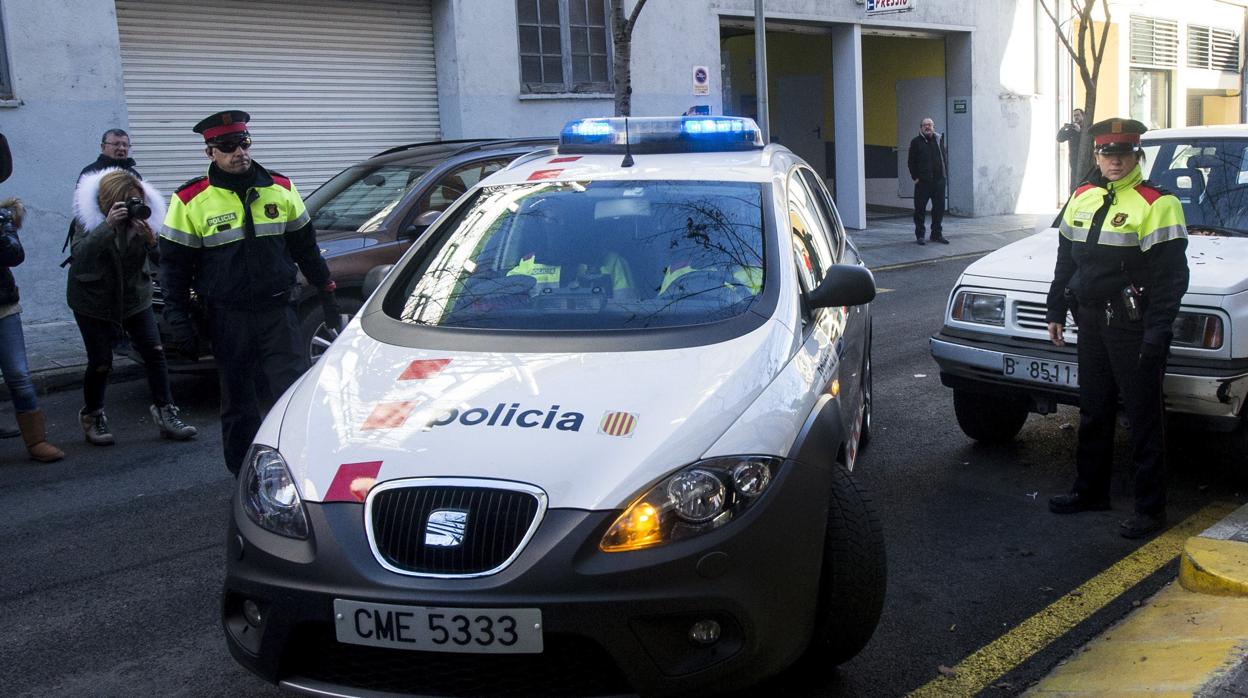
<box><xmin>369</xmin><ymin>484</ymin><xmax>542</xmax><ymax>576</ymax></box>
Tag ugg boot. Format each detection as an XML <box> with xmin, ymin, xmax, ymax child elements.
<box><xmin>150</xmin><ymin>404</ymin><xmax>197</xmax><ymax>441</ymax></box>
<box><xmin>17</xmin><ymin>409</ymin><xmax>64</xmax><ymax>462</ymax></box>
<box><xmin>80</xmin><ymin>407</ymin><xmax>115</xmax><ymax>446</ymax></box>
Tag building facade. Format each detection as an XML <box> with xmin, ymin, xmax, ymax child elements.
<box><xmin>0</xmin><ymin>0</ymin><xmax>1243</xmax><ymax>324</ymax></box>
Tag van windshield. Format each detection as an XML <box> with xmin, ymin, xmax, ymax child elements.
<box><xmin>389</xmin><ymin>180</ymin><xmax>767</xmax><ymax>330</ymax></box>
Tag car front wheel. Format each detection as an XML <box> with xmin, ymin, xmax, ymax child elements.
<box><xmin>300</xmin><ymin>295</ymin><xmax>362</xmax><ymax>366</ymax></box>
<box><xmin>953</xmin><ymin>389</ymin><xmax>1029</xmax><ymax>443</ymax></box>
<box><xmin>799</xmin><ymin>463</ymin><xmax>886</xmax><ymax>668</ymax></box>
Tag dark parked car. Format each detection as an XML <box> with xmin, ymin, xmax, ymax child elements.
<box><xmin>153</xmin><ymin>137</ymin><xmax>555</xmax><ymax>371</ymax></box>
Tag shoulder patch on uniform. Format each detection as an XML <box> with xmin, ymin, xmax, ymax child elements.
<box><xmin>175</xmin><ymin>176</ymin><xmax>211</xmax><ymax>204</ymax></box>
<box><xmin>1074</xmin><ymin>183</ymin><xmax>1097</xmax><ymax>198</ymax></box>
<box><xmin>269</xmin><ymin>172</ymin><xmax>293</xmax><ymax>190</ymax></box>
<box><xmin>1135</xmin><ymin>181</ymin><xmax>1171</xmax><ymax>205</ymax></box>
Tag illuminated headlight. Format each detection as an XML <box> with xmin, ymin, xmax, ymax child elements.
<box><xmin>951</xmin><ymin>291</ymin><xmax>1005</xmax><ymax>326</ymax></box>
<box><xmin>1171</xmin><ymin>312</ymin><xmax>1223</xmax><ymax>349</ymax></box>
<box><xmin>242</xmin><ymin>445</ymin><xmax>309</xmax><ymax>539</ymax></box>
<box><xmin>599</xmin><ymin>456</ymin><xmax>781</xmax><ymax>552</ymax></box>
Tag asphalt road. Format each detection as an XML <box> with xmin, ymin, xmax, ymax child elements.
<box><xmin>1</xmin><ymin>254</ymin><xmax>1243</xmax><ymax>697</ymax></box>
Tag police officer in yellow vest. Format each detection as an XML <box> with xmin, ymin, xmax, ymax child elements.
<box><xmin>159</xmin><ymin>110</ymin><xmax>340</xmax><ymax>475</ymax></box>
<box><xmin>1044</xmin><ymin>117</ymin><xmax>1190</xmax><ymax>539</ymax></box>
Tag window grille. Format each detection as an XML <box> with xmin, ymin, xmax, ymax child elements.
<box><xmin>1131</xmin><ymin>15</ymin><xmax>1179</xmax><ymax>67</ymax></box>
<box><xmin>1188</xmin><ymin>25</ymin><xmax>1240</xmax><ymax>71</ymax></box>
<box><xmin>516</xmin><ymin>0</ymin><xmax>612</xmax><ymax>94</ymax></box>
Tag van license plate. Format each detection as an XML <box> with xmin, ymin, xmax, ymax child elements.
<box><xmin>1002</xmin><ymin>354</ymin><xmax>1078</xmax><ymax>388</ymax></box>
<box><xmin>334</xmin><ymin>599</ymin><xmax>543</xmax><ymax>654</ymax></box>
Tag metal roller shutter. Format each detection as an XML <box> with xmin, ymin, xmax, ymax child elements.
<box><xmin>116</xmin><ymin>0</ymin><xmax>440</xmax><ymax>194</ymax></box>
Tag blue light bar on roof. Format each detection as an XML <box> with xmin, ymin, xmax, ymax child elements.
<box><xmin>559</xmin><ymin>116</ymin><xmax>764</xmax><ymax>155</ymax></box>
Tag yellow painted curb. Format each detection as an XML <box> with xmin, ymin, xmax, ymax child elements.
<box><xmin>1179</xmin><ymin>537</ymin><xmax>1248</xmax><ymax>597</ymax></box>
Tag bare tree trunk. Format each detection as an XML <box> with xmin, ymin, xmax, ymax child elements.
<box><xmin>1042</xmin><ymin>0</ymin><xmax>1110</xmax><ymax>191</ymax></box>
<box><xmin>611</xmin><ymin>0</ymin><xmax>649</xmax><ymax>117</ymax></box>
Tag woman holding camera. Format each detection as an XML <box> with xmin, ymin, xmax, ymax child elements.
<box><xmin>69</xmin><ymin>168</ymin><xmax>196</xmax><ymax>444</ymax></box>
<box><xmin>0</xmin><ymin>198</ymin><xmax>64</xmax><ymax>461</ymax></box>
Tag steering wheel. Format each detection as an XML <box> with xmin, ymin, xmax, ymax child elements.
<box><xmin>658</xmin><ymin>268</ymin><xmax>749</xmax><ymax>304</ymax></box>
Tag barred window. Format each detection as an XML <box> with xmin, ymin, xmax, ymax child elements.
<box><xmin>1187</xmin><ymin>24</ymin><xmax>1240</xmax><ymax>71</ymax></box>
<box><xmin>516</xmin><ymin>0</ymin><xmax>612</xmax><ymax>94</ymax></box>
<box><xmin>1130</xmin><ymin>15</ymin><xmax>1179</xmax><ymax>67</ymax></box>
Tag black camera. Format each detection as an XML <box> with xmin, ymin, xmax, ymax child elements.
<box><xmin>125</xmin><ymin>196</ymin><xmax>151</xmax><ymax>221</ymax></box>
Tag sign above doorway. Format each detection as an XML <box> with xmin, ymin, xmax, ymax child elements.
<box><xmin>864</xmin><ymin>0</ymin><xmax>915</xmax><ymax>15</ymax></box>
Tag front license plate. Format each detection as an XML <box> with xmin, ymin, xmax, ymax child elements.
<box><xmin>1002</xmin><ymin>354</ymin><xmax>1079</xmax><ymax>388</ymax></box>
<box><xmin>334</xmin><ymin>599</ymin><xmax>543</xmax><ymax>654</ymax></box>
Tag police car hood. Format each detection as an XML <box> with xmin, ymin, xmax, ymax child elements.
<box><xmin>963</xmin><ymin>228</ymin><xmax>1248</xmax><ymax>295</ymax></box>
<box><xmin>278</xmin><ymin>318</ymin><xmax>794</xmax><ymax>510</ymax></box>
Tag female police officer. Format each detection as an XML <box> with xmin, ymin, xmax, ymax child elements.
<box><xmin>1044</xmin><ymin>118</ymin><xmax>1189</xmax><ymax>539</ymax></box>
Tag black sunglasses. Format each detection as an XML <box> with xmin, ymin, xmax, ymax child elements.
<box><xmin>211</xmin><ymin>137</ymin><xmax>252</xmax><ymax>154</ymax></box>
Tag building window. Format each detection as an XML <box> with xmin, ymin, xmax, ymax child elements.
<box><xmin>0</xmin><ymin>11</ymin><xmax>13</xmax><ymax>99</ymax></box>
<box><xmin>1130</xmin><ymin>15</ymin><xmax>1179</xmax><ymax>67</ymax></box>
<box><xmin>516</xmin><ymin>0</ymin><xmax>612</xmax><ymax>94</ymax></box>
<box><xmin>1187</xmin><ymin>25</ymin><xmax>1240</xmax><ymax>72</ymax></box>
<box><xmin>1130</xmin><ymin>68</ymin><xmax>1171</xmax><ymax>129</ymax></box>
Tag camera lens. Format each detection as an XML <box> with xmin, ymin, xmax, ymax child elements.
<box><xmin>126</xmin><ymin>197</ymin><xmax>152</xmax><ymax>221</ymax></box>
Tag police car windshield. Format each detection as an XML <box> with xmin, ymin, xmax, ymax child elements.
<box><xmin>1141</xmin><ymin>138</ymin><xmax>1248</xmax><ymax>237</ymax></box>
<box><xmin>391</xmin><ymin>180</ymin><xmax>767</xmax><ymax>330</ymax></box>
<box><xmin>307</xmin><ymin>163</ymin><xmax>433</xmax><ymax>233</ymax></box>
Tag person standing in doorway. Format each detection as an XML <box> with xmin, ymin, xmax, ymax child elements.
<box><xmin>908</xmin><ymin>117</ymin><xmax>949</xmax><ymax>245</ymax></box>
<box><xmin>158</xmin><ymin>110</ymin><xmax>341</xmax><ymax>476</ymax></box>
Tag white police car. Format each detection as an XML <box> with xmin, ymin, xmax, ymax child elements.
<box><xmin>223</xmin><ymin>116</ymin><xmax>883</xmax><ymax>696</ymax></box>
<box><xmin>931</xmin><ymin>125</ymin><xmax>1248</xmax><ymax>473</ymax></box>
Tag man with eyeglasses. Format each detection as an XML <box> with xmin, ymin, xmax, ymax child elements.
<box><xmin>158</xmin><ymin>110</ymin><xmax>341</xmax><ymax>476</ymax></box>
<box><xmin>64</xmin><ymin>129</ymin><xmax>142</xmax><ymax>262</ymax></box>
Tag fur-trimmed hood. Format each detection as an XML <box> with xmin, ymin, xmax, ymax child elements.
<box><xmin>72</xmin><ymin>168</ymin><xmax>166</xmax><ymax>231</ymax></box>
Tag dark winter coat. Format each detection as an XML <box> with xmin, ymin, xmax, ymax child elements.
<box><xmin>907</xmin><ymin>133</ymin><xmax>948</xmax><ymax>182</ymax></box>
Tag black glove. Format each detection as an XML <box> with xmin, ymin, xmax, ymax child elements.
<box><xmin>320</xmin><ymin>291</ymin><xmax>343</xmax><ymax>334</ymax></box>
<box><xmin>1138</xmin><ymin>340</ymin><xmax>1167</xmax><ymax>372</ymax></box>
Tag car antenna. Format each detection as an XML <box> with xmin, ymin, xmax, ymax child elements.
<box><xmin>621</xmin><ymin>118</ymin><xmax>634</xmax><ymax>168</ymax></box>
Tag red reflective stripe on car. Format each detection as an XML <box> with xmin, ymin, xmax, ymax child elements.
<box><xmin>528</xmin><ymin>169</ymin><xmax>564</xmax><ymax>180</ymax></box>
<box><xmin>362</xmin><ymin>401</ymin><xmax>415</xmax><ymax>430</ymax></box>
<box><xmin>399</xmin><ymin>358</ymin><xmax>451</xmax><ymax>380</ymax></box>
<box><xmin>549</xmin><ymin>156</ymin><xmax>581</xmax><ymax>163</ymax></box>
<box><xmin>324</xmin><ymin>460</ymin><xmax>383</xmax><ymax>502</ymax></box>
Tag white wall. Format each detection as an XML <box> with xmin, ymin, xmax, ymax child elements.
<box><xmin>436</xmin><ymin>0</ymin><xmax>723</xmax><ymax>139</ymax></box>
<box><xmin>0</xmin><ymin>0</ymin><xmax>128</xmax><ymax>324</ymax></box>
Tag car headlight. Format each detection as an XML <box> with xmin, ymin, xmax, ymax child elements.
<box><xmin>1171</xmin><ymin>312</ymin><xmax>1223</xmax><ymax>349</ymax></box>
<box><xmin>599</xmin><ymin>456</ymin><xmax>781</xmax><ymax>552</ymax></box>
<box><xmin>242</xmin><ymin>445</ymin><xmax>309</xmax><ymax>539</ymax></box>
<box><xmin>950</xmin><ymin>291</ymin><xmax>1005</xmax><ymax>326</ymax></box>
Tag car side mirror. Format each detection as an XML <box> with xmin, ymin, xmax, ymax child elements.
<box><xmin>363</xmin><ymin>264</ymin><xmax>394</xmax><ymax>299</ymax></box>
<box><xmin>0</xmin><ymin>134</ymin><xmax>12</xmax><ymax>184</ymax></box>
<box><xmin>405</xmin><ymin>209</ymin><xmax>443</xmax><ymax>237</ymax></box>
<box><xmin>807</xmin><ymin>264</ymin><xmax>876</xmax><ymax>309</ymax></box>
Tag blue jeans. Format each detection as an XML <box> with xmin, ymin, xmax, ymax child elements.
<box><xmin>0</xmin><ymin>312</ymin><xmax>39</xmax><ymax>412</ymax></box>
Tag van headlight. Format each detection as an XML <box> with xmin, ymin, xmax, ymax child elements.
<box><xmin>599</xmin><ymin>456</ymin><xmax>781</xmax><ymax>552</ymax></box>
<box><xmin>951</xmin><ymin>291</ymin><xmax>1005</xmax><ymax>326</ymax></box>
<box><xmin>1171</xmin><ymin>312</ymin><xmax>1223</xmax><ymax>349</ymax></box>
<box><xmin>241</xmin><ymin>445</ymin><xmax>309</xmax><ymax>539</ymax></box>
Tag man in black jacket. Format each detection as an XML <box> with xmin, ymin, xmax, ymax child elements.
<box><xmin>65</xmin><ymin>129</ymin><xmax>142</xmax><ymax>260</ymax></box>
<box><xmin>907</xmin><ymin>117</ymin><xmax>949</xmax><ymax>245</ymax></box>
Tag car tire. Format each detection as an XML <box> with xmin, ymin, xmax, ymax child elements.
<box><xmin>799</xmin><ymin>464</ymin><xmax>887</xmax><ymax>668</ymax></box>
<box><xmin>300</xmin><ymin>295</ymin><xmax>362</xmax><ymax>366</ymax></box>
<box><xmin>953</xmin><ymin>389</ymin><xmax>1029</xmax><ymax>443</ymax></box>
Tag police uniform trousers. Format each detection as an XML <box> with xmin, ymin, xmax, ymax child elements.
<box><xmin>209</xmin><ymin>302</ymin><xmax>306</xmax><ymax>475</ymax></box>
<box><xmin>1073</xmin><ymin>300</ymin><xmax>1167</xmax><ymax>516</ymax></box>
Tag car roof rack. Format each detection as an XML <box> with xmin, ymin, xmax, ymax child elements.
<box><xmin>373</xmin><ymin>137</ymin><xmax>555</xmax><ymax>159</ymax></box>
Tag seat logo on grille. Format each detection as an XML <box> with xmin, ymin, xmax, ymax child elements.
<box><xmin>424</xmin><ymin>509</ymin><xmax>469</xmax><ymax>547</ymax></box>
